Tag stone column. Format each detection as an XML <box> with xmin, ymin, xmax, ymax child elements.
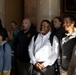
<box><xmin>24</xmin><ymin>0</ymin><xmax>37</xmax><ymax>25</ymax></box>
<box><xmin>36</xmin><ymin>0</ymin><xmax>60</xmax><ymax>31</ymax></box>
<box><xmin>0</xmin><ymin>0</ymin><xmax>5</xmax><ymax>27</ymax></box>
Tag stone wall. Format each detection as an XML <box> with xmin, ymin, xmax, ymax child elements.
<box><xmin>36</xmin><ymin>0</ymin><xmax>60</xmax><ymax>31</ymax></box>
<box><xmin>0</xmin><ymin>0</ymin><xmax>5</xmax><ymax>27</ymax></box>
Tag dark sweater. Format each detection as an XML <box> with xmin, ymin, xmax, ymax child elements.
<box><xmin>15</xmin><ymin>27</ymin><xmax>37</xmax><ymax>63</ymax></box>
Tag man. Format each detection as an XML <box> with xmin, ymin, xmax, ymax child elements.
<box><xmin>15</xmin><ymin>18</ymin><xmax>37</xmax><ymax>75</ymax></box>
<box><xmin>67</xmin><ymin>44</ymin><xmax>76</xmax><ymax>75</ymax></box>
<box><xmin>28</xmin><ymin>20</ymin><xmax>59</xmax><ymax>75</ymax></box>
<box><xmin>60</xmin><ymin>15</ymin><xmax>76</xmax><ymax>75</ymax></box>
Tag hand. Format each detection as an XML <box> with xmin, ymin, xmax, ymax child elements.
<box><xmin>39</xmin><ymin>63</ymin><xmax>45</xmax><ymax>70</ymax></box>
<box><xmin>35</xmin><ymin>62</ymin><xmax>45</xmax><ymax>70</ymax></box>
<box><xmin>35</xmin><ymin>62</ymin><xmax>41</xmax><ymax>69</ymax></box>
<box><xmin>35</xmin><ymin>62</ymin><xmax>40</xmax><ymax>69</ymax></box>
<box><xmin>2</xmin><ymin>72</ymin><xmax>8</xmax><ymax>75</ymax></box>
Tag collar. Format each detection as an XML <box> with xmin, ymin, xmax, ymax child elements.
<box><xmin>65</xmin><ymin>27</ymin><xmax>76</xmax><ymax>36</ymax></box>
<box><xmin>0</xmin><ymin>40</ymin><xmax>7</xmax><ymax>45</ymax></box>
<box><xmin>40</xmin><ymin>31</ymin><xmax>51</xmax><ymax>38</ymax></box>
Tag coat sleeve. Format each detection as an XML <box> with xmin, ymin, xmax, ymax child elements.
<box><xmin>3</xmin><ymin>43</ymin><xmax>12</xmax><ymax>72</ymax></box>
<box><xmin>28</xmin><ymin>36</ymin><xmax>37</xmax><ymax>65</ymax></box>
<box><xmin>67</xmin><ymin>45</ymin><xmax>76</xmax><ymax>75</ymax></box>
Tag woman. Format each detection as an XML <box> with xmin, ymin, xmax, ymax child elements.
<box><xmin>0</xmin><ymin>31</ymin><xmax>12</xmax><ymax>75</ymax></box>
<box><xmin>52</xmin><ymin>16</ymin><xmax>65</xmax><ymax>75</ymax></box>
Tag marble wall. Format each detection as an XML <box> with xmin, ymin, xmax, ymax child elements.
<box><xmin>24</xmin><ymin>0</ymin><xmax>60</xmax><ymax>31</ymax></box>
<box><xmin>24</xmin><ymin>0</ymin><xmax>37</xmax><ymax>25</ymax></box>
<box><xmin>36</xmin><ymin>0</ymin><xmax>60</xmax><ymax>31</ymax></box>
<box><xmin>0</xmin><ymin>0</ymin><xmax>24</xmax><ymax>30</ymax></box>
<box><xmin>0</xmin><ymin>0</ymin><xmax>60</xmax><ymax>30</ymax></box>
<box><xmin>0</xmin><ymin>0</ymin><xmax>5</xmax><ymax>27</ymax></box>
<box><xmin>5</xmin><ymin>0</ymin><xmax>24</xmax><ymax>30</ymax></box>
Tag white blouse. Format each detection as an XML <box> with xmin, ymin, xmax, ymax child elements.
<box><xmin>28</xmin><ymin>31</ymin><xmax>59</xmax><ymax>67</ymax></box>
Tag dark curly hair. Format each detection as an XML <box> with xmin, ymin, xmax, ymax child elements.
<box><xmin>0</xmin><ymin>30</ymin><xmax>6</xmax><ymax>41</ymax></box>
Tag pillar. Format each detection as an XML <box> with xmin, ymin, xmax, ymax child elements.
<box><xmin>36</xmin><ymin>0</ymin><xmax>60</xmax><ymax>31</ymax></box>
<box><xmin>0</xmin><ymin>0</ymin><xmax>5</xmax><ymax>27</ymax></box>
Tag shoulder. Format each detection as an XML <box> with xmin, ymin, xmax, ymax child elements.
<box><xmin>3</xmin><ymin>42</ymin><xmax>11</xmax><ymax>49</ymax></box>
<box><xmin>1</xmin><ymin>28</ymin><xmax>7</xmax><ymax>31</ymax></box>
<box><xmin>53</xmin><ymin>35</ymin><xmax>58</xmax><ymax>40</ymax></box>
<box><xmin>32</xmin><ymin>32</ymin><xmax>39</xmax><ymax>41</ymax></box>
<box><xmin>18</xmin><ymin>30</ymin><xmax>23</xmax><ymax>34</ymax></box>
<box><xmin>53</xmin><ymin>35</ymin><xmax>59</xmax><ymax>44</ymax></box>
<box><xmin>73</xmin><ymin>45</ymin><xmax>76</xmax><ymax>54</ymax></box>
<box><xmin>17</xmin><ymin>30</ymin><xmax>24</xmax><ymax>36</ymax></box>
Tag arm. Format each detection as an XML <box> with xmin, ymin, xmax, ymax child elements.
<box><xmin>3</xmin><ymin>43</ymin><xmax>12</xmax><ymax>73</ymax></box>
<box><xmin>7</xmin><ymin>31</ymin><xmax>13</xmax><ymax>41</ymax></box>
<box><xmin>28</xmin><ymin>36</ymin><xmax>37</xmax><ymax>65</ymax></box>
<box><xmin>67</xmin><ymin>45</ymin><xmax>76</xmax><ymax>75</ymax></box>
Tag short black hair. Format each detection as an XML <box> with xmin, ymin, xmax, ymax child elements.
<box><xmin>0</xmin><ymin>30</ymin><xmax>6</xmax><ymax>41</ymax></box>
<box><xmin>0</xmin><ymin>19</ymin><xmax>3</xmax><ymax>28</ymax></box>
<box><xmin>41</xmin><ymin>20</ymin><xmax>51</xmax><ymax>26</ymax></box>
<box><xmin>63</xmin><ymin>15</ymin><xmax>76</xmax><ymax>22</ymax></box>
<box><xmin>40</xmin><ymin>20</ymin><xmax>53</xmax><ymax>31</ymax></box>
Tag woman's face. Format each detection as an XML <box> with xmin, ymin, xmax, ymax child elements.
<box><xmin>0</xmin><ymin>36</ymin><xmax>3</xmax><ymax>44</ymax></box>
<box><xmin>53</xmin><ymin>18</ymin><xmax>61</xmax><ymax>29</ymax></box>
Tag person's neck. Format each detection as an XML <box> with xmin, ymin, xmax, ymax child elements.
<box><xmin>24</xmin><ymin>28</ymin><xmax>30</xmax><ymax>33</ymax></box>
<box><xmin>67</xmin><ymin>28</ymin><xmax>74</xmax><ymax>36</ymax></box>
<box><xmin>12</xmin><ymin>29</ymin><xmax>16</xmax><ymax>31</ymax></box>
<box><xmin>55</xmin><ymin>25</ymin><xmax>61</xmax><ymax>29</ymax></box>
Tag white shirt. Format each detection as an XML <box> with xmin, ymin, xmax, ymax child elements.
<box><xmin>28</xmin><ymin>31</ymin><xmax>59</xmax><ymax>67</ymax></box>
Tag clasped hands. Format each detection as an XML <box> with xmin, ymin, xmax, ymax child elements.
<box><xmin>35</xmin><ymin>62</ymin><xmax>45</xmax><ymax>70</ymax></box>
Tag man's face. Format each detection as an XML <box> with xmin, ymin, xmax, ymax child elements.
<box><xmin>63</xmin><ymin>17</ymin><xmax>74</xmax><ymax>32</ymax></box>
<box><xmin>22</xmin><ymin>19</ymin><xmax>31</xmax><ymax>31</ymax></box>
<box><xmin>41</xmin><ymin>22</ymin><xmax>50</xmax><ymax>35</ymax></box>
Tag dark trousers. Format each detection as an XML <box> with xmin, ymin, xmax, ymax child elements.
<box><xmin>17</xmin><ymin>60</ymin><xmax>31</xmax><ymax>75</ymax></box>
<box><xmin>32</xmin><ymin>65</ymin><xmax>55</xmax><ymax>75</ymax></box>
<box><xmin>10</xmin><ymin>56</ymin><xmax>18</xmax><ymax>75</ymax></box>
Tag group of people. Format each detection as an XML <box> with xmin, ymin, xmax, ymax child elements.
<box><xmin>0</xmin><ymin>15</ymin><xmax>76</xmax><ymax>75</ymax></box>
